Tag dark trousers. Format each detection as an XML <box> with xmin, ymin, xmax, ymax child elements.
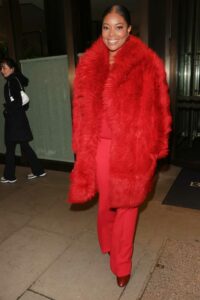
<box><xmin>4</xmin><ymin>140</ymin><xmax>44</xmax><ymax>180</ymax></box>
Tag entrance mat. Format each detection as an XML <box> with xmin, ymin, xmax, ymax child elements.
<box><xmin>162</xmin><ymin>168</ymin><xmax>200</xmax><ymax>210</ymax></box>
<box><xmin>141</xmin><ymin>239</ymin><xmax>200</xmax><ymax>300</ymax></box>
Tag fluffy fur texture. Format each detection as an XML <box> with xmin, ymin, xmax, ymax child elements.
<box><xmin>68</xmin><ymin>35</ymin><xmax>172</xmax><ymax>208</ymax></box>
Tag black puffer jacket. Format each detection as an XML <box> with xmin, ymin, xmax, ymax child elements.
<box><xmin>3</xmin><ymin>72</ymin><xmax>33</xmax><ymax>142</ymax></box>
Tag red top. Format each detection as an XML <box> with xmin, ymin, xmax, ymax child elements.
<box><xmin>100</xmin><ymin>113</ymin><xmax>112</xmax><ymax>139</ymax></box>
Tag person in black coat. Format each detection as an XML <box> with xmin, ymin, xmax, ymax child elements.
<box><xmin>0</xmin><ymin>57</ymin><xmax>46</xmax><ymax>183</ymax></box>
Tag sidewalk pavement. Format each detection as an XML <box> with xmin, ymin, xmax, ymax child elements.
<box><xmin>0</xmin><ymin>164</ymin><xmax>199</xmax><ymax>300</ymax></box>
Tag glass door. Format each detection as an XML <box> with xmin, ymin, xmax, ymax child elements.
<box><xmin>174</xmin><ymin>0</ymin><xmax>200</xmax><ymax>165</ymax></box>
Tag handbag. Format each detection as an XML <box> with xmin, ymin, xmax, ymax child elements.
<box><xmin>20</xmin><ymin>90</ymin><xmax>30</xmax><ymax>106</ymax></box>
<box><xmin>15</xmin><ymin>77</ymin><xmax>30</xmax><ymax>106</ymax></box>
<box><xmin>8</xmin><ymin>77</ymin><xmax>30</xmax><ymax>106</ymax></box>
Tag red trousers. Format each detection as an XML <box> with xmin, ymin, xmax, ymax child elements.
<box><xmin>96</xmin><ymin>138</ymin><xmax>138</xmax><ymax>276</ymax></box>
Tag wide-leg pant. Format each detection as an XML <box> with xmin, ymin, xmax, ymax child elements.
<box><xmin>96</xmin><ymin>138</ymin><xmax>138</xmax><ymax>277</ymax></box>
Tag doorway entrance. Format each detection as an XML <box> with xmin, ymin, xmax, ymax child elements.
<box><xmin>172</xmin><ymin>0</ymin><xmax>200</xmax><ymax>168</ymax></box>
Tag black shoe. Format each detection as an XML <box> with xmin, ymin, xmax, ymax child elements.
<box><xmin>27</xmin><ymin>172</ymin><xmax>47</xmax><ymax>180</ymax></box>
<box><xmin>1</xmin><ymin>176</ymin><xmax>17</xmax><ymax>183</ymax></box>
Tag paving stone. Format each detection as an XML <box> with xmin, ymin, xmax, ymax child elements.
<box><xmin>0</xmin><ymin>227</ymin><xmax>68</xmax><ymax>300</ymax></box>
<box><xmin>31</xmin><ymin>231</ymin><xmax>122</xmax><ymax>300</ymax></box>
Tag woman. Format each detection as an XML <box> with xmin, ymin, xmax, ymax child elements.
<box><xmin>68</xmin><ymin>5</ymin><xmax>172</xmax><ymax>287</ymax></box>
<box><xmin>0</xmin><ymin>57</ymin><xmax>46</xmax><ymax>183</ymax></box>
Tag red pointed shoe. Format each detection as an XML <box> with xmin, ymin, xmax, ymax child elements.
<box><xmin>117</xmin><ymin>274</ymin><xmax>130</xmax><ymax>287</ymax></box>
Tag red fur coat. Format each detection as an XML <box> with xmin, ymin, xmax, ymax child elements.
<box><xmin>68</xmin><ymin>35</ymin><xmax>172</xmax><ymax>208</ymax></box>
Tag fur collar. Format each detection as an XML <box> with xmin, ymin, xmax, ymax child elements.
<box><xmin>83</xmin><ymin>35</ymin><xmax>154</xmax><ymax>68</ymax></box>
<box><xmin>76</xmin><ymin>35</ymin><xmax>158</xmax><ymax>95</ymax></box>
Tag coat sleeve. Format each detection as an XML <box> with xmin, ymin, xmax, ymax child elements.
<box><xmin>152</xmin><ymin>57</ymin><xmax>172</xmax><ymax>159</ymax></box>
<box><xmin>6</xmin><ymin>78</ymin><xmax>23</xmax><ymax>111</ymax></box>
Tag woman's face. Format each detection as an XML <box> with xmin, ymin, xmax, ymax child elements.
<box><xmin>0</xmin><ymin>63</ymin><xmax>14</xmax><ymax>78</ymax></box>
<box><xmin>102</xmin><ymin>12</ymin><xmax>131</xmax><ymax>53</ymax></box>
